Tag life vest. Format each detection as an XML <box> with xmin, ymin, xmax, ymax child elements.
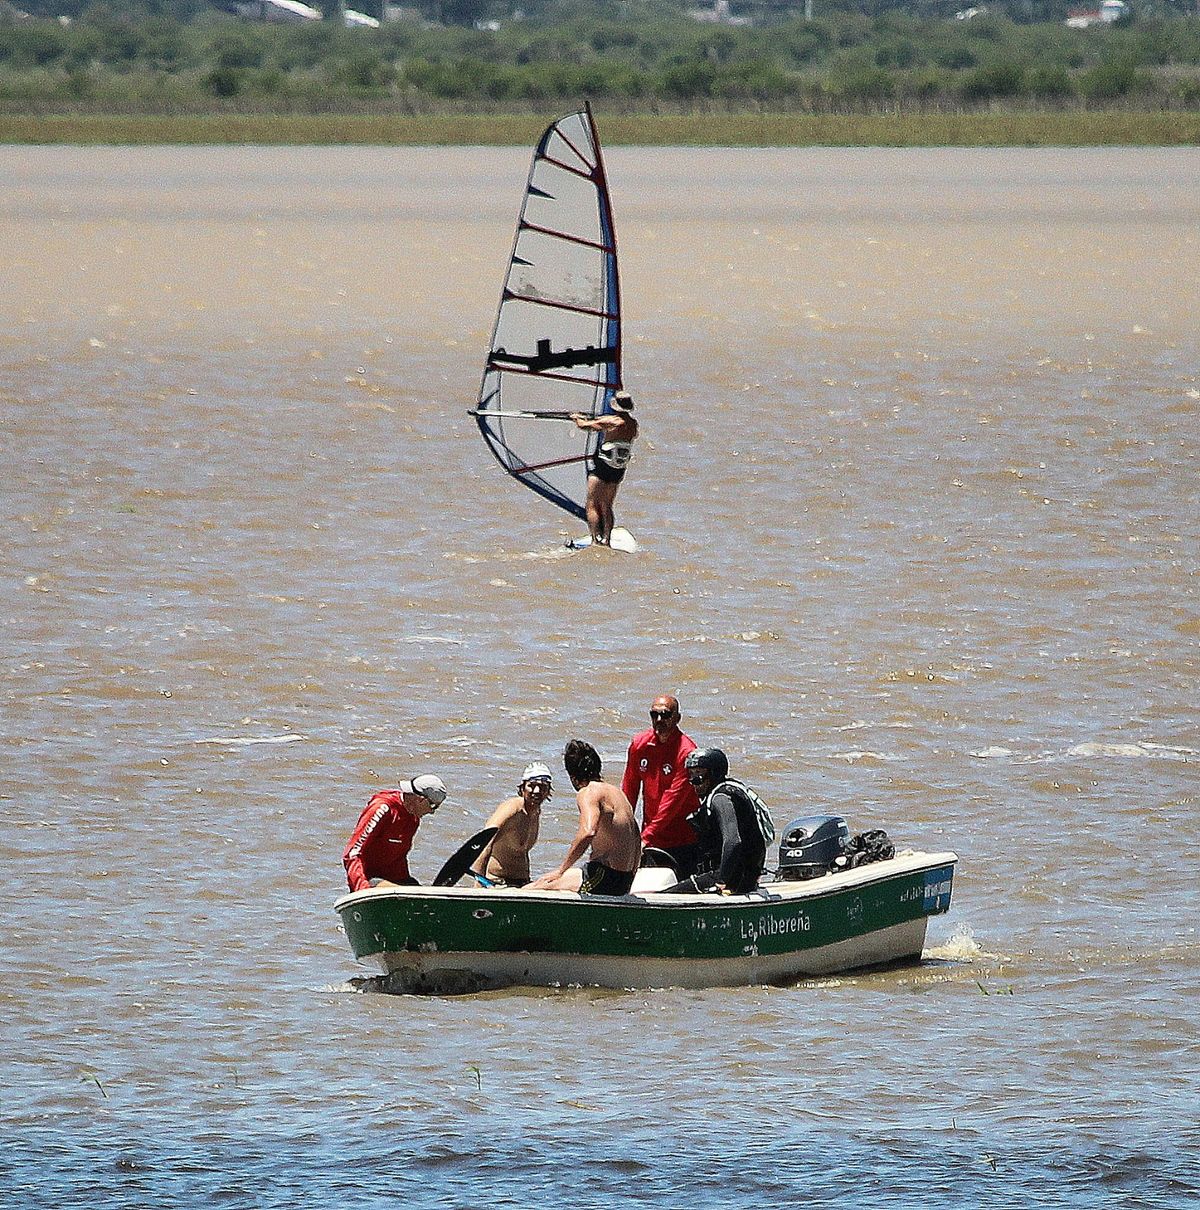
<box><xmin>711</xmin><ymin>779</ymin><xmax>775</xmax><ymax>846</ymax></box>
<box><xmin>597</xmin><ymin>439</ymin><xmax>633</xmax><ymax>470</ymax></box>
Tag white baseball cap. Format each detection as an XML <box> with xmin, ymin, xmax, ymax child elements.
<box><xmin>521</xmin><ymin>762</ymin><xmax>553</xmax><ymax>784</ymax></box>
<box><xmin>407</xmin><ymin>774</ymin><xmax>447</xmax><ymax>806</ymax></box>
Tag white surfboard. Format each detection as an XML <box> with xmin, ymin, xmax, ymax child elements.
<box><xmin>566</xmin><ymin>527</ymin><xmax>639</xmax><ymax>553</ymax></box>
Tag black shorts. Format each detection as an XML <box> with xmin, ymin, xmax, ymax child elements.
<box><xmin>580</xmin><ymin>860</ymin><xmax>635</xmax><ymax>896</ymax></box>
<box><xmin>590</xmin><ymin>456</ymin><xmax>626</xmax><ymax>485</ymax></box>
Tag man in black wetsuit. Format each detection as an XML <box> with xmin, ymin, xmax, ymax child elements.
<box><xmin>665</xmin><ymin>748</ymin><xmax>767</xmax><ymax>895</ymax></box>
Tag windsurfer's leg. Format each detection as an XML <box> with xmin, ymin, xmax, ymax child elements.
<box><xmin>585</xmin><ymin>475</ymin><xmax>604</xmax><ymax>543</ymax></box>
<box><xmin>596</xmin><ymin>482</ymin><xmax>617</xmax><ymax>545</ymax></box>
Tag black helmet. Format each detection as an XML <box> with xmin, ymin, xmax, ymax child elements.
<box><xmin>685</xmin><ymin>747</ymin><xmax>728</xmax><ymax>783</ymax></box>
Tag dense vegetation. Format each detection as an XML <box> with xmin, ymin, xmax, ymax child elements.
<box><xmin>2</xmin><ymin>0</ymin><xmax>1199</xmax><ymax>114</ymax></box>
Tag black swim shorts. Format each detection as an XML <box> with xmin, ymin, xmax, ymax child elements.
<box><xmin>590</xmin><ymin>456</ymin><xmax>626</xmax><ymax>485</ymax></box>
<box><xmin>580</xmin><ymin>860</ymin><xmax>635</xmax><ymax>896</ymax></box>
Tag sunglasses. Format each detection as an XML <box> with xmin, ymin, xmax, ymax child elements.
<box><xmin>649</xmin><ymin>709</ymin><xmax>676</xmax><ymax>720</ymax></box>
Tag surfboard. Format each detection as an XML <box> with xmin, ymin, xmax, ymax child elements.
<box><xmin>431</xmin><ymin>827</ymin><xmax>498</xmax><ymax>888</ymax></box>
<box><xmin>566</xmin><ymin>527</ymin><xmax>639</xmax><ymax>553</ymax></box>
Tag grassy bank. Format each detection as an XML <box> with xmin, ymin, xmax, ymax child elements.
<box><xmin>4</xmin><ymin>108</ymin><xmax>1200</xmax><ymax>146</ymax></box>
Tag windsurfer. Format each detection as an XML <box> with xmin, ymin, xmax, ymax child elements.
<box><xmin>342</xmin><ymin>774</ymin><xmax>448</xmax><ymax>891</ymax></box>
<box><xmin>571</xmin><ymin>390</ymin><xmax>638</xmax><ymax>546</ymax></box>
<box><xmin>529</xmin><ymin>739</ymin><xmax>641</xmax><ymax>895</ymax></box>
<box><xmin>468</xmin><ymin>762</ymin><xmax>550</xmax><ymax>888</ymax></box>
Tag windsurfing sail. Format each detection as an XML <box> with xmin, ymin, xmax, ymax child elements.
<box><xmin>472</xmin><ymin>105</ymin><xmax>622</xmax><ymax>522</ymax></box>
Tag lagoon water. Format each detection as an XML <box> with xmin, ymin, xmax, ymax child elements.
<box><xmin>2</xmin><ymin>144</ymin><xmax>1199</xmax><ymax>1208</ymax></box>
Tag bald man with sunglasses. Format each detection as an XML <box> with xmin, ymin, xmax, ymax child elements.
<box><xmin>621</xmin><ymin>694</ymin><xmax>701</xmax><ymax>878</ymax></box>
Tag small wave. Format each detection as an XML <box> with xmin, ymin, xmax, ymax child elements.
<box><xmin>970</xmin><ymin>746</ymin><xmax>1014</xmax><ymax>759</ymax></box>
<box><xmin>195</xmin><ymin>733</ymin><xmax>305</xmax><ymax>747</ymax></box>
<box><xmin>830</xmin><ymin>750</ymin><xmax>904</xmax><ymax>764</ymax></box>
<box><xmin>397</xmin><ymin>635</ymin><xmax>465</xmax><ymax>645</ymax></box>
<box><xmin>1067</xmin><ymin>741</ymin><xmax>1197</xmax><ymax>761</ymax></box>
<box><xmin>322</xmin><ymin>979</ymin><xmax>375</xmax><ymax>994</ymax></box>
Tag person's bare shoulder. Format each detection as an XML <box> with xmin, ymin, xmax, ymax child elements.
<box><xmin>485</xmin><ymin>795</ymin><xmax>524</xmax><ymax>829</ymax></box>
<box><xmin>610</xmin><ymin>777</ymin><xmax>634</xmax><ymax>805</ymax></box>
<box><xmin>595</xmin><ymin>780</ymin><xmax>633</xmax><ymax>813</ymax></box>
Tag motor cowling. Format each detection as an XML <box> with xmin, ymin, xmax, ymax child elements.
<box><xmin>776</xmin><ymin>815</ymin><xmax>849</xmax><ymax>880</ymax></box>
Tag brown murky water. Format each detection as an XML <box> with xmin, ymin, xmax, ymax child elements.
<box><xmin>3</xmin><ymin>145</ymin><xmax>1198</xmax><ymax>1207</ymax></box>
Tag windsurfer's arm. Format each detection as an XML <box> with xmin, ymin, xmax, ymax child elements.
<box><xmin>571</xmin><ymin>413</ymin><xmax>624</xmax><ymax>434</ymax></box>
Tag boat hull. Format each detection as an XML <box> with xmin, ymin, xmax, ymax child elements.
<box><xmin>334</xmin><ymin>850</ymin><xmax>956</xmax><ymax>993</ymax></box>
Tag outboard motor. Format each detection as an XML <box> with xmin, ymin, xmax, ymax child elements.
<box><xmin>776</xmin><ymin>815</ymin><xmax>849</xmax><ymax>880</ymax></box>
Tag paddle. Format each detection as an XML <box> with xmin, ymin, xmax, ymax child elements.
<box><xmin>432</xmin><ymin>827</ymin><xmax>498</xmax><ymax>888</ymax></box>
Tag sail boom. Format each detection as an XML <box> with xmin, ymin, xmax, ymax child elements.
<box><xmin>468</xmin><ymin>409</ymin><xmax>578</xmax><ymax>422</ymax></box>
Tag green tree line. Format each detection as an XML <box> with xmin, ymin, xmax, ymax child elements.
<box><xmin>2</xmin><ymin>1</ymin><xmax>1200</xmax><ymax>110</ymax></box>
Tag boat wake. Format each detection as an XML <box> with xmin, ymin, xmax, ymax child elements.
<box><xmin>923</xmin><ymin>924</ymin><xmax>1000</xmax><ymax>964</ymax></box>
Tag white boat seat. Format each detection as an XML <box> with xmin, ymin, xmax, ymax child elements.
<box><xmin>630</xmin><ymin>867</ymin><xmax>676</xmax><ymax>894</ymax></box>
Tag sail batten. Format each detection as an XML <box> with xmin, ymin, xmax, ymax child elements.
<box><xmin>500</xmin><ymin>292</ymin><xmax>617</xmax><ymax>322</ymax></box>
<box><xmin>534</xmin><ymin>156</ymin><xmax>595</xmax><ymax>181</ymax></box>
<box><xmin>474</xmin><ymin>105</ymin><xmax>622</xmax><ymax>524</ymax></box>
<box><xmin>518</xmin><ymin>221</ymin><xmax>611</xmax><ymax>254</ymax></box>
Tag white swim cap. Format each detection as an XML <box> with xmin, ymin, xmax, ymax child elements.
<box><xmin>521</xmin><ymin>762</ymin><xmax>553</xmax><ymax>784</ymax></box>
<box><xmin>409</xmin><ymin>774</ymin><xmax>447</xmax><ymax>805</ymax></box>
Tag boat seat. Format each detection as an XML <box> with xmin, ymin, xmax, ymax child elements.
<box><xmin>630</xmin><ymin>867</ymin><xmax>676</xmax><ymax>894</ymax></box>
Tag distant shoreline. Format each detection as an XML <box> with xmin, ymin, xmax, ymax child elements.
<box><xmin>3</xmin><ymin>110</ymin><xmax>1199</xmax><ymax>147</ymax></box>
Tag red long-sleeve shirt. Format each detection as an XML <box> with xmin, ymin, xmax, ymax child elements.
<box><xmin>621</xmin><ymin>727</ymin><xmax>700</xmax><ymax>850</ymax></box>
<box><xmin>342</xmin><ymin>790</ymin><xmax>420</xmax><ymax>891</ymax></box>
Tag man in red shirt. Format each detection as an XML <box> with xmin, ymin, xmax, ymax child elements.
<box><xmin>342</xmin><ymin>773</ymin><xmax>448</xmax><ymax>892</ymax></box>
<box><xmin>621</xmin><ymin>694</ymin><xmax>701</xmax><ymax>877</ymax></box>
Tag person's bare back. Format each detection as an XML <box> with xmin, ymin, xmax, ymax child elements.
<box><xmin>574</xmin><ymin>779</ymin><xmax>640</xmax><ymax>873</ymax></box>
<box><xmin>529</xmin><ymin>739</ymin><xmax>642</xmax><ymax>893</ymax></box>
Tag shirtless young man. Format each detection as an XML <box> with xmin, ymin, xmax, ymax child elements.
<box><xmin>529</xmin><ymin>739</ymin><xmax>642</xmax><ymax>896</ymax></box>
<box><xmin>469</xmin><ymin>762</ymin><xmax>550</xmax><ymax>888</ymax></box>
<box><xmin>571</xmin><ymin>390</ymin><xmax>638</xmax><ymax>546</ymax></box>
